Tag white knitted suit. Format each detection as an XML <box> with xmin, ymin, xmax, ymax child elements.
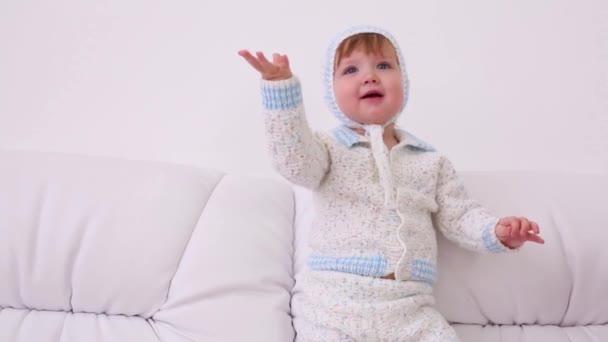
<box><xmin>258</xmin><ymin>26</ymin><xmax>511</xmax><ymax>342</ymax></box>
<box><xmin>260</xmin><ymin>77</ymin><xmax>510</xmax><ymax>341</ymax></box>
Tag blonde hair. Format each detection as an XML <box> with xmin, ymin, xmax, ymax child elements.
<box><xmin>334</xmin><ymin>33</ymin><xmax>397</xmax><ymax>69</ymax></box>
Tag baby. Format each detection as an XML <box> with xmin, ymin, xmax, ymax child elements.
<box><xmin>239</xmin><ymin>25</ymin><xmax>544</xmax><ymax>341</ymax></box>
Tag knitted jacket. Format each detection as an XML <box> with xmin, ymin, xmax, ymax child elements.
<box><xmin>261</xmin><ymin>77</ymin><xmax>510</xmax><ymax>285</ymax></box>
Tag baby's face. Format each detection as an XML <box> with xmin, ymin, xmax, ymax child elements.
<box><xmin>333</xmin><ymin>43</ymin><xmax>403</xmax><ymax>125</ymax></box>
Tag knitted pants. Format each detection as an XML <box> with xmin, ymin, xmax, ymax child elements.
<box><xmin>293</xmin><ymin>271</ymin><xmax>459</xmax><ymax>342</ymax></box>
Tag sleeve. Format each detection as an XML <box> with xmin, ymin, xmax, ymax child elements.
<box><xmin>260</xmin><ymin>77</ymin><xmax>330</xmax><ymax>189</ymax></box>
<box><xmin>432</xmin><ymin>156</ymin><xmax>514</xmax><ymax>253</ymax></box>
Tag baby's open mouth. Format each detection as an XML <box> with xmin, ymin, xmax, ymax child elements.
<box><xmin>360</xmin><ymin>91</ymin><xmax>383</xmax><ymax>99</ymax></box>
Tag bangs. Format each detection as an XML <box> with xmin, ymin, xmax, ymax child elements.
<box><xmin>334</xmin><ymin>33</ymin><xmax>396</xmax><ymax>68</ymax></box>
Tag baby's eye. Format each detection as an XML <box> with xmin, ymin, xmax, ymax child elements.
<box><xmin>377</xmin><ymin>62</ymin><xmax>391</xmax><ymax>70</ymax></box>
<box><xmin>343</xmin><ymin>66</ymin><xmax>358</xmax><ymax>75</ymax></box>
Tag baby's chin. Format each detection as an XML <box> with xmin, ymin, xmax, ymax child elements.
<box><xmin>343</xmin><ymin>112</ymin><xmax>398</xmax><ymax>126</ymax></box>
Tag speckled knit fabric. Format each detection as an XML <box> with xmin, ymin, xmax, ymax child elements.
<box><xmin>260</xmin><ymin>76</ymin><xmax>511</xmax><ymax>340</ymax></box>
<box><xmin>293</xmin><ymin>271</ymin><xmax>459</xmax><ymax>341</ymax></box>
<box><xmin>261</xmin><ymin>76</ymin><xmax>509</xmax><ymax>275</ymax></box>
<box><xmin>257</xmin><ymin>24</ymin><xmax>513</xmax><ymax>340</ymax></box>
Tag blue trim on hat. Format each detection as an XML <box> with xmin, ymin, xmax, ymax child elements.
<box><xmin>323</xmin><ymin>25</ymin><xmax>409</xmax><ymax>128</ymax></box>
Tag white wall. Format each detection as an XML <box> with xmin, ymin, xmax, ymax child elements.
<box><xmin>1</xmin><ymin>0</ymin><xmax>606</xmax><ymax>178</ymax></box>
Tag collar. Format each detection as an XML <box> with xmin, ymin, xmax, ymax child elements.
<box><xmin>331</xmin><ymin>125</ymin><xmax>435</xmax><ymax>152</ymax></box>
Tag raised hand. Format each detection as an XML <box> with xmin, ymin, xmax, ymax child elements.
<box><xmin>495</xmin><ymin>216</ymin><xmax>545</xmax><ymax>249</ymax></box>
<box><xmin>238</xmin><ymin>50</ymin><xmax>293</xmax><ymax>81</ymax></box>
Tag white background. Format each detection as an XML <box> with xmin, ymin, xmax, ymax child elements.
<box><xmin>1</xmin><ymin>0</ymin><xmax>606</xmax><ymax>178</ymax></box>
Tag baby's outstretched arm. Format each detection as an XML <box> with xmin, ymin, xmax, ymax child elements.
<box><xmin>433</xmin><ymin>156</ymin><xmax>546</xmax><ymax>252</ymax></box>
<box><xmin>238</xmin><ymin>50</ymin><xmax>330</xmax><ymax>189</ymax></box>
<box><xmin>495</xmin><ymin>216</ymin><xmax>545</xmax><ymax>249</ymax></box>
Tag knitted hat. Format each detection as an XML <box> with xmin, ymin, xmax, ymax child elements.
<box><xmin>323</xmin><ymin>25</ymin><xmax>409</xmax><ymax>207</ymax></box>
<box><xmin>323</xmin><ymin>25</ymin><xmax>409</xmax><ymax>127</ymax></box>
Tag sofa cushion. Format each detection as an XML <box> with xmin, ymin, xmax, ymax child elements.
<box><xmin>0</xmin><ymin>149</ymin><xmax>295</xmax><ymax>342</ymax></box>
<box><xmin>435</xmin><ymin>171</ymin><xmax>608</xmax><ymax>341</ymax></box>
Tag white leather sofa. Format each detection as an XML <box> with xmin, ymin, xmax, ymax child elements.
<box><xmin>1</xmin><ymin>149</ymin><xmax>606</xmax><ymax>341</ymax></box>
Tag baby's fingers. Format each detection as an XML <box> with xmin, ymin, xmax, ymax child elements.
<box><xmin>238</xmin><ymin>50</ymin><xmax>264</xmax><ymax>73</ymax></box>
<box><xmin>527</xmin><ymin>233</ymin><xmax>545</xmax><ymax>244</ymax></box>
<box><xmin>519</xmin><ymin>217</ymin><xmax>531</xmax><ymax>239</ymax></box>
<box><xmin>256</xmin><ymin>52</ymin><xmax>277</xmax><ymax>71</ymax></box>
<box><xmin>275</xmin><ymin>53</ymin><xmax>290</xmax><ymax>69</ymax></box>
<box><xmin>530</xmin><ymin>221</ymin><xmax>540</xmax><ymax>235</ymax></box>
<box><xmin>509</xmin><ymin>219</ymin><xmax>521</xmax><ymax>238</ymax></box>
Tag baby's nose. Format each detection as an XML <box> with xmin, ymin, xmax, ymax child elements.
<box><xmin>364</xmin><ymin>74</ymin><xmax>378</xmax><ymax>83</ymax></box>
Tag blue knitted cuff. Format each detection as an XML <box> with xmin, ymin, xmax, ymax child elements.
<box><xmin>482</xmin><ymin>221</ymin><xmax>509</xmax><ymax>253</ymax></box>
<box><xmin>260</xmin><ymin>77</ymin><xmax>303</xmax><ymax>111</ymax></box>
